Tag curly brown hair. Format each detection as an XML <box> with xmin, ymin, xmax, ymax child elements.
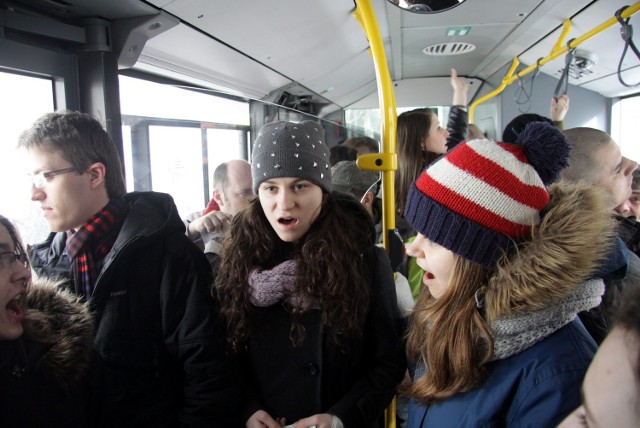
<box><xmin>214</xmin><ymin>192</ymin><xmax>375</xmax><ymax>352</ymax></box>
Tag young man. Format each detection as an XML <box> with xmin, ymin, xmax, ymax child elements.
<box><xmin>20</xmin><ymin>110</ymin><xmax>241</xmax><ymax>426</ymax></box>
<box><xmin>185</xmin><ymin>159</ymin><xmax>255</xmax><ymax>267</ymax></box>
<box><xmin>561</xmin><ymin>127</ymin><xmax>639</xmax><ymax>344</ymax></box>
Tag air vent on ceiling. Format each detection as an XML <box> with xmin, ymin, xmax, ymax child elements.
<box><xmin>423</xmin><ymin>42</ymin><xmax>476</xmax><ymax>56</ymax></box>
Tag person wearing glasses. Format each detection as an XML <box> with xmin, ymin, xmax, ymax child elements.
<box><xmin>18</xmin><ymin>110</ymin><xmax>242</xmax><ymax>426</ymax></box>
<box><xmin>184</xmin><ymin>159</ymin><xmax>255</xmax><ymax>269</ymax></box>
<box><xmin>0</xmin><ymin>214</ymin><xmax>95</xmax><ymax>426</ymax></box>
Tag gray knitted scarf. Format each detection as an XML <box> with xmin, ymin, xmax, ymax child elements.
<box><xmin>489</xmin><ymin>279</ymin><xmax>604</xmax><ymax>361</ymax></box>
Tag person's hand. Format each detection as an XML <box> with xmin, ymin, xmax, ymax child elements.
<box><xmin>246</xmin><ymin>410</ymin><xmax>285</xmax><ymax>428</ymax></box>
<box><xmin>450</xmin><ymin>68</ymin><xmax>469</xmax><ymax>107</ymax></box>
<box><xmin>187</xmin><ymin>211</ymin><xmax>232</xmax><ymax>238</ymax></box>
<box><xmin>550</xmin><ymin>94</ymin><xmax>570</xmax><ymax>122</ymax></box>
<box><xmin>291</xmin><ymin>413</ymin><xmax>337</xmax><ymax>428</ymax></box>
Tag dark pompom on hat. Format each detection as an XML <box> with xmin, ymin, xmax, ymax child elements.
<box><xmin>404</xmin><ymin>121</ymin><xmax>570</xmax><ymax>268</ymax></box>
<box><xmin>502</xmin><ymin>113</ymin><xmax>554</xmax><ymax>144</ymax></box>
<box><xmin>516</xmin><ymin>121</ymin><xmax>571</xmax><ymax>185</ymax></box>
<box><xmin>251</xmin><ymin>121</ymin><xmax>332</xmax><ymax>193</ymax></box>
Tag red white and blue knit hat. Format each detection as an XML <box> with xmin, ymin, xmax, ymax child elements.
<box><xmin>404</xmin><ymin>122</ymin><xmax>570</xmax><ymax>268</ymax></box>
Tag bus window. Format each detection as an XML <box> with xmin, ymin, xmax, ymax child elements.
<box><xmin>206</xmin><ymin>127</ymin><xmax>249</xmax><ymax>192</ymax></box>
<box><xmin>119</xmin><ymin>75</ymin><xmax>250</xmax><ymax>217</ymax></box>
<box><xmin>0</xmin><ymin>70</ymin><xmax>54</xmax><ymax>245</ymax></box>
<box><xmin>612</xmin><ymin>95</ymin><xmax>640</xmax><ymax>163</ymax></box>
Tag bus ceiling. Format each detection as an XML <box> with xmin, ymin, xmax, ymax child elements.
<box><xmin>1</xmin><ymin>0</ymin><xmax>639</xmax><ymax>113</ymax></box>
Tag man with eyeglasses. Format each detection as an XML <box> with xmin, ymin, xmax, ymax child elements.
<box><xmin>184</xmin><ymin>159</ymin><xmax>255</xmax><ymax>269</ymax></box>
<box><xmin>18</xmin><ymin>110</ymin><xmax>241</xmax><ymax>426</ymax></box>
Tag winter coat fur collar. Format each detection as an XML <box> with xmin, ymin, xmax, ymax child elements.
<box><xmin>21</xmin><ymin>277</ymin><xmax>94</xmax><ymax>392</ymax></box>
<box><xmin>485</xmin><ymin>180</ymin><xmax>616</xmax><ymax>321</ymax></box>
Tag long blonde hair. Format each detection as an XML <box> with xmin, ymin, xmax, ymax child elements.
<box><xmin>402</xmin><ymin>255</ymin><xmax>493</xmax><ymax>403</ymax></box>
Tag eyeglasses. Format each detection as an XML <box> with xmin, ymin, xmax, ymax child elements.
<box><xmin>30</xmin><ymin>167</ymin><xmax>77</xmax><ymax>188</ymax></box>
<box><xmin>360</xmin><ymin>178</ymin><xmax>381</xmax><ymax>204</ymax></box>
<box><xmin>0</xmin><ymin>251</ymin><xmax>29</xmax><ymax>269</ymax></box>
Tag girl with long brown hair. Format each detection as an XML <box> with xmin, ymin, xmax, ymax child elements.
<box><xmin>395</xmin><ymin>68</ymin><xmax>469</xmax><ymax>215</ymax></box>
<box><xmin>214</xmin><ymin>121</ymin><xmax>406</xmax><ymax>428</ymax></box>
<box><xmin>401</xmin><ymin>122</ymin><xmax>615</xmax><ymax>426</ymax></box>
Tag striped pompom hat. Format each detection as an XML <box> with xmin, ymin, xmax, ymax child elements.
<box><xmin>404</xmin><ymin>121</ymin><xmax>570</xmax><ymax>268</ymax></box>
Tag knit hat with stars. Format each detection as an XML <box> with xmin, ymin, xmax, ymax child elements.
<box><xmin>404</xmin><ymin>121</ymin><xmax>570</xmax><ymax>268</ymax></box>
<box><xmin>251</xmin><ymin>121</ymin><xmax>332</xmax><ymax>193</ymax></box>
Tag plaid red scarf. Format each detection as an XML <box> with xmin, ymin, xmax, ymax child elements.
<box><xmin>66</xmin><ymin>197</ymin><xmax>127</xmax><ymax>301</ymax></box>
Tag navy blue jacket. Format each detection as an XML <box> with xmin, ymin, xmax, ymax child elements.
<box><xmin>407</xmin><ymin>319</ymin><xmax>596</xmax><ymax>427</ymax></box>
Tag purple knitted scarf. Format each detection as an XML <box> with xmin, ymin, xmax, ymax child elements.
<box><xmin>247</xmin><ymin>260</ymin><xmax>317</xmax><ymax>310</ymax></box>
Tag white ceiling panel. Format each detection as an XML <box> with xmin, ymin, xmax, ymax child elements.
<box><xmin>139</xmin><ymin>23</ymin><xmax>292</xmax><ymax>99</ymax></box>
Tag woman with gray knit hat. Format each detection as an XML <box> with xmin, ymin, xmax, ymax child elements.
<box><xmin>214</xmin><ymin>121</ymin><xmax>406</xmax><ymax>428</ymax></box>
<box><xmin>401</xmin><ymin>122</ymin><xmax>616</xmax><ymax>427</ymax></box>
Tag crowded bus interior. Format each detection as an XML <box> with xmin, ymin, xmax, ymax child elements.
<box><xmin>1</xmin><ymin>0</ymin><xmax>640</xmax><ymax>426</ymax></box>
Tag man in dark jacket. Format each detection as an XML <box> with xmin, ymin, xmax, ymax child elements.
<box><xmin>20</xmin><ymin>110</ymin><xmax>241</xmax><ymax>426</ymax></box>
<box><xmin>561</xmin><ymin>127</ymin><xmax>639</xmax><ymax>344</ymax></box>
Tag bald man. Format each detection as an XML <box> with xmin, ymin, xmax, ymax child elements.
<box><xmin>561</xmin><ymin>127</ymin><xmax>639</xmax><ymax>344</ymax></box>
<box><xmin>185</xmin><ymin>160</ymin><xmax>255</xmax><ymax>265</ymax></box>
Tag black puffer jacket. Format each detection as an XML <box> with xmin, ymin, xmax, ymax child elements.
<box><xmin>0</xmin><ymin>279</ymin><xmax>94</xmax><ymax>427</ymax></box>
<box><xmin>29</xmin><ymin>192</ymin><xmax>242</xmax><ymax>427</ymax></box>
<box><xmin>446</xmin><ymin>105</ymin><xmax>468</xmax><ymax>150</ymax></box>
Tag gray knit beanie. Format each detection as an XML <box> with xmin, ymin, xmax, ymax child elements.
<box><xmin>252</xmin><ymin>121</ymin><xmax>332</xmax><ymax>193</ymax></box>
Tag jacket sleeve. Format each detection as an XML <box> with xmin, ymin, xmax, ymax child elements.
<box><xmin>508</xmin><ymin>367</ymin><xmax>585</xmax><ymax>426</ymax></box>
<box><xmin>446</xmin><ymin>106</ymin><xmax>468</xmax><ymax>151</ymax></box>
<box><xmin>327</xmin><ymin>247</ymin><xmax>407</xmax><ymax>426</ymax></box>
<box><xmin>160</xmin><ymin>234</ymin><xmax>242</xmax><ymax>427</ymax></box>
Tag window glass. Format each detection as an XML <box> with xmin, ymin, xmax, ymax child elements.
<box><xmin>149</xmin><ymin>126</ymin><xmax>205</xmax><ymax>218</ymax></box>
<box><xmin>613</xmin><ymin>95</ymin><xmax>640</xmax><ymax>163</ymax></box>
<box><xmin>0</xmin><ymin>71</ymin><xmax>54</xmax><ymax>245</ymax></box>
<box><xmin>122</xmin><ymin>125</ymin><xmax>135</xmax><ymax>193</ymax></box>
<box><xmin>119</xmin><ymin>75</ymin><xmax>251</xmax><ymax>218</ymax></box>
<box><xmin>206</xmin><ymin>128</ymin><xmax>247</xmax><ymax>193</ymax></box>
<box><xmin>119</xmin><ymin>75</ymin><xmax>249</xmax><ymax>125</ymax></box>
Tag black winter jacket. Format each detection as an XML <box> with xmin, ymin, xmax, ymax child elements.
<box><xmin>0</xmin><ymin>279</ymin><xmax>94</xmax><ymax>427</ymax></box>
<box><xmin>29</xmin><ymin>192</ymin><xmax>242</xmax><ymax>427</ymax></box>
<box><xmin>240</xmin><ymin>195</ymin><xmax>406</xmax><ymax>427</ymax></box>
<box><xmin>446</xmin><ymin>105</ymin><xmax>468</xmax><ymax>150</ymax></box>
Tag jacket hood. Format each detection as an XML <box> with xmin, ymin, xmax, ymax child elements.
<box><xmin>22</xmin><ymin>277</ymin><xmax>94</xmax><ymax>392</ymax></box>
<box><xmin>120</xmin><ymin>191</ymin><xmax>185</xmax><ymax>239</ymax></box>
<box><xmin>485</xmin><ymin>180</ymin><xmax>616</xmax><ymax>321</ymax></box>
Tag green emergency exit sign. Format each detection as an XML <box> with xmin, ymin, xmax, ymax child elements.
<box><xmin>446</xmin><ymin>26</ymin><xmax>471</xmax><ymax>36</ymax></box>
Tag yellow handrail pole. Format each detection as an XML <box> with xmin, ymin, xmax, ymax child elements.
<box><xmin>469</xmin><ymin>57</ymin><xmax>519</xmax><ymax>122</ymax></box>
<box><xmin>353</xmin><ymin>2</ymin><xmax>398</xmax><ymax>428</ymax></box>
<box><xmin>551</xmin><ymin>19</ymin><xmax>572</xmax><ymax>55</ymax></box>
<box><xmin>353</xmin><ymin>0</ymin><xmax>398</xmax><ymax>251</ymax></box>
<box><xmin>469</xmin><ymin>2</ymin><xmax>640</xmax><ymax>122</ymax></box>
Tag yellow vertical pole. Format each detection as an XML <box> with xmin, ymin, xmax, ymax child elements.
<box><xmin>353</xmin><ymin>0</ymin><xmax>398</xmax><ymax>251</ymax></box>
<box><xmin>353</xmin><ymin>2</ymin><xmax>398</xmax><ymax>427</ymax></box>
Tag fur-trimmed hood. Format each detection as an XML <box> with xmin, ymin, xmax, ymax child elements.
<box><xmin>485</xmin><ymin>180</ymin><xmax>616</xmax><ymax>321</ymax></box>
<box><xmin>22</xmin><ymin>277</ymin><xmax>94</xmax><ymax>392</ymax></box>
